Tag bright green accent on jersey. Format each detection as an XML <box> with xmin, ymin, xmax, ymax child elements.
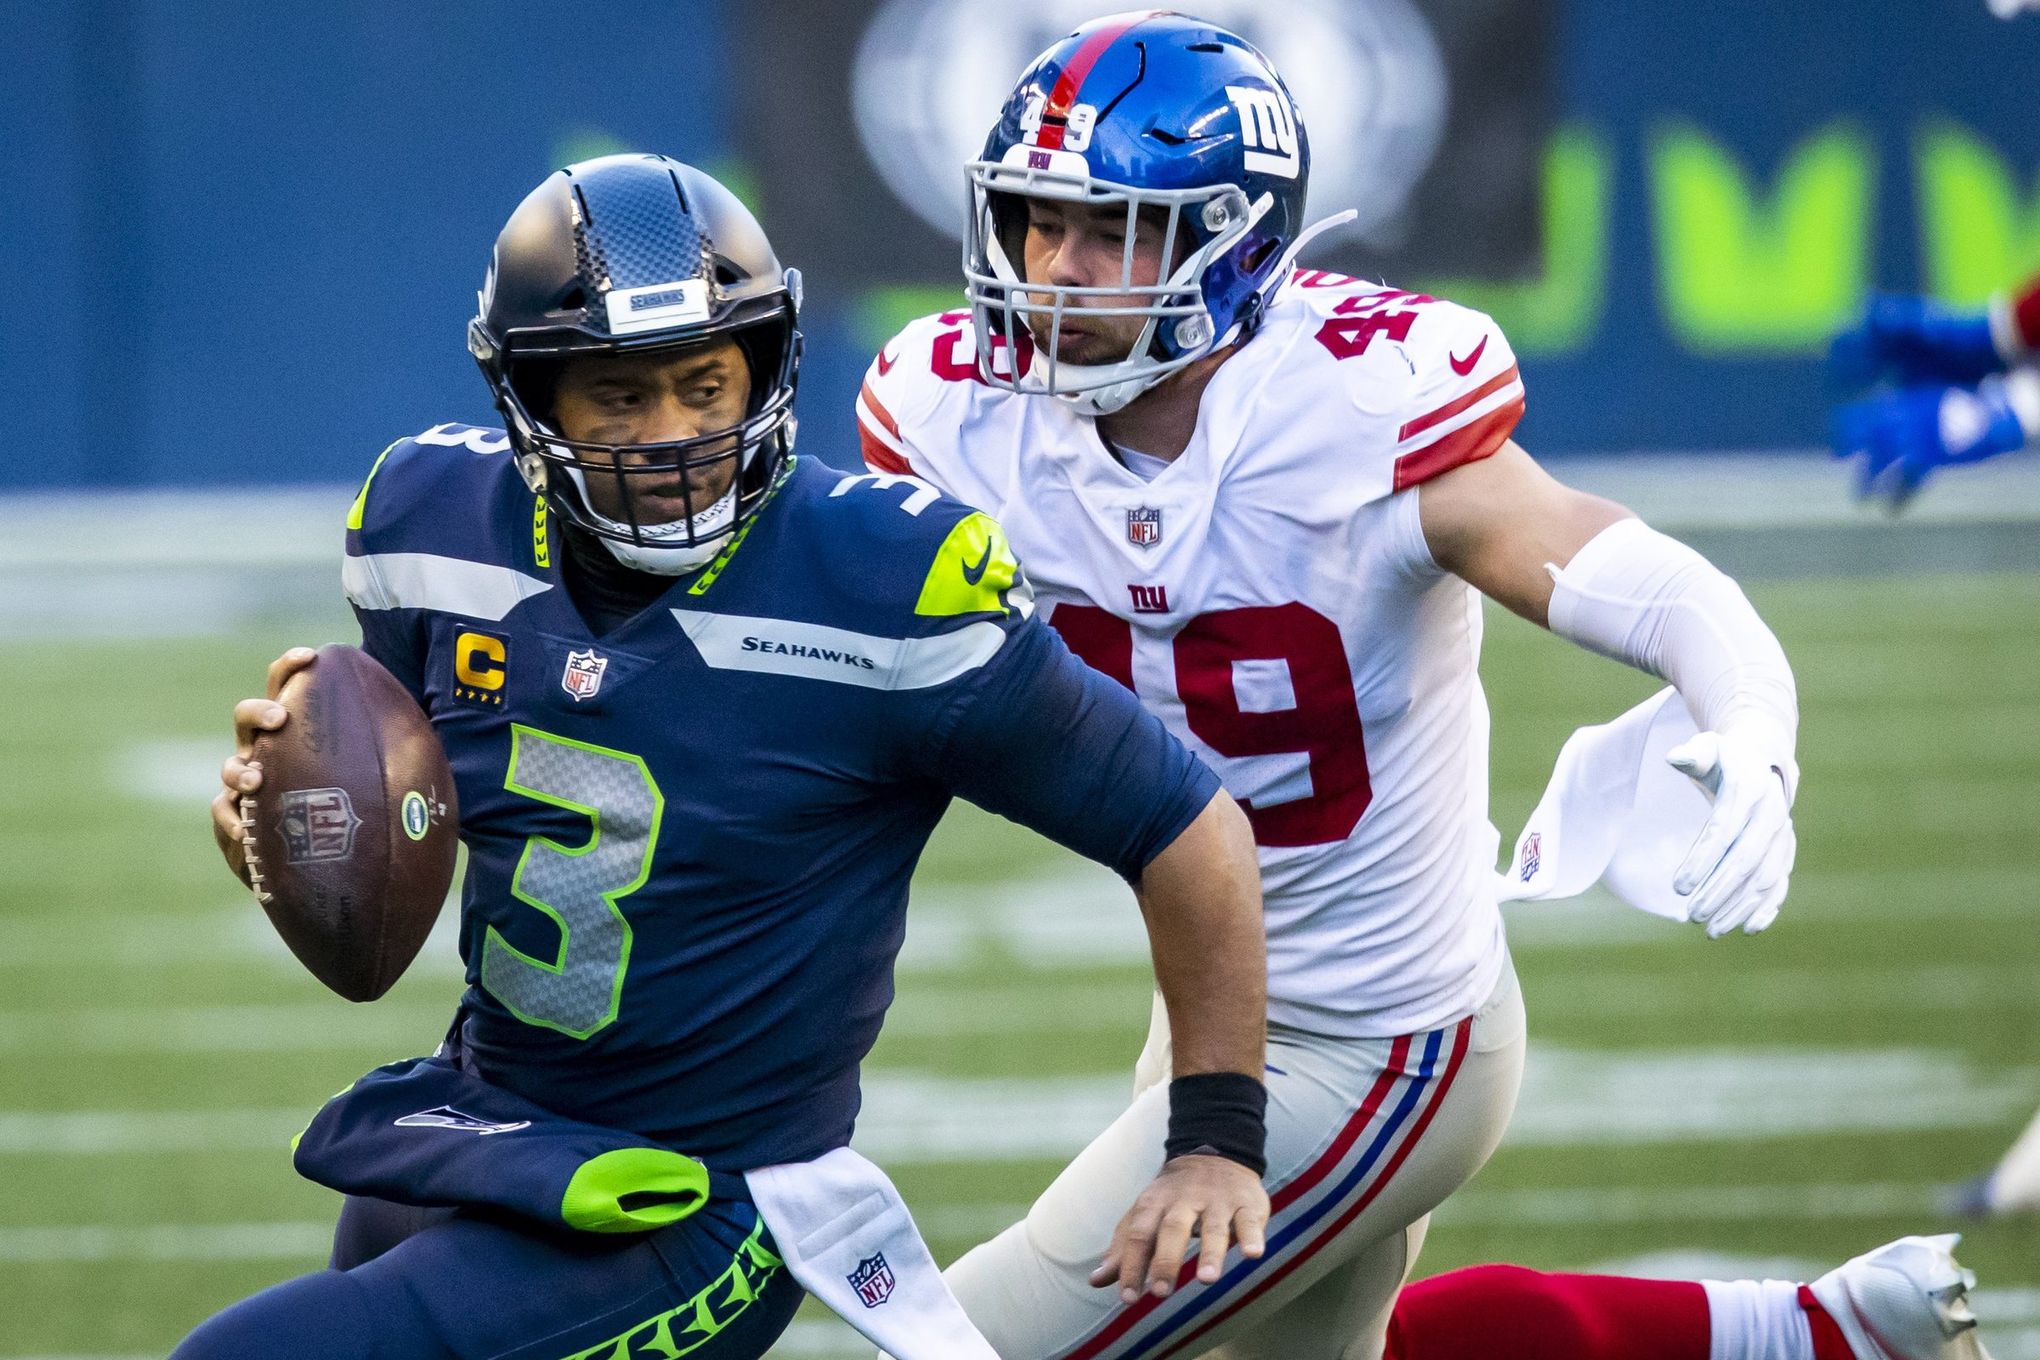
<box><xmin>483</xmin><ymin>726</ymin><xmax>664</xmax><ymax>1041</ymax></box>
<box><xmin>1916</xmin><ymin>122</ymin><xmax>2040</xmax><ymax>307</ymax></box>
<box><xmin>858</xmin><ymin>284</ymin><xmax>970</xmax><ymax>355</ymax></box>
<box><xmin>560</xmin><ymin>1147</ymin><xmax>712</xmax><ymax>1234</ymax></box>
<box><xmin>1650</xmin><ymin>122</ymin><xmax>1873</xmax><ymax>352</ymax></box>
<box><xmin>345</xmin><ymin>440</ymin><xmax>402</xmax><ymax>532</ymax></box>
<box><xmin>556</xmin><ymin>1217</ymin><xmax>782</xmax><ymax>1359</ymax></box>
<box><xmin>533</xmin><ymin>495</ymin><xmax>552</xmax><ymax>569</ymax></box>
<box><xmin>687</xmin><ymin>456</ymin><xmax>797</xmax><ymax>597</ymax></box>
<box><xmin>917</xmin><ymin>512</ymin><xmax>1019</xmax><ymax>619</ymax></box>
<box><xmin>1418</xmin><ymin>127</ymin><xmax>1610</xmax><ymax>356</ymax></box>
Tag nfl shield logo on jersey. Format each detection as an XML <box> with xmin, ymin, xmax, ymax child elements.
<box><xmin>1519</xmin><ymin>831</ymin><xmax>1542</xmax><ymax>882</ymax></box>
<box><xmin>561</xmin><ymin>649</ymin><xmax>608</xmax><ymax>702</ymax></box>
<box><xmin>847</xmin><ymin>1253</ymin><xmax>895</xmax><ymax>1308</ymax></box>
<box><xmin>1126</xmin><ymin>506</ymin><xmax>1163</xmax><ymax>547</ymax></box>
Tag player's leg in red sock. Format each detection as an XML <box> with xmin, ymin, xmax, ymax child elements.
<box><xmin>1384</xmin><ymin>1264</ymin><xmax>1855</xmax><ymax>1360</ymax></box>
<box><xmin>1384</xmin><ymin>1264</ymin><xmax>1713</xmax><ymax>1360</ymax></box>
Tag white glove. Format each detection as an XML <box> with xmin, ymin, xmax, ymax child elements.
<box><xmin>1665</xmin><ymin>727</ymin><xmax>1797</xmax><ymax>937</ymax></box>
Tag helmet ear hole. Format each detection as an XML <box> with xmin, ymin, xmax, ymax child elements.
<box><xmin>555</xmin><ymin>286</ymin><xmax>587</xmax><ymax>314</ymax></box>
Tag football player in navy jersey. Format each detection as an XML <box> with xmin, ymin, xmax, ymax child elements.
<box><xmin>182</xmin><ymin>154</ymin><xmax>1271</xmax><ymax>1360</ymax></box>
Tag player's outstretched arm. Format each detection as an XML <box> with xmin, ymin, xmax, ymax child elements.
<box><xmin>1089</xmin><ymin>793</ymin><xmax>1271</xmax><ymax>1302</ymax></box>
<box><xmin>1421</xmin><ymin>444</ymin><xmax>1798</xmax><ymax>937</ymax></box>
<box><xmin>209</xmin><ymin>647</ymin><xmax>319</xmax><ymax>885</ymax></box>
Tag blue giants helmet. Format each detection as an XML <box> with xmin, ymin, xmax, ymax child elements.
<box><xmin>965</xmin><ymin>11</ymin><xmax>1330</xmax><ymax>416</ymax></box>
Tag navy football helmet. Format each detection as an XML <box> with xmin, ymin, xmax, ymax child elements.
<box><xmin>468</xmin><ymin>154</ymin><xmax>802</xmax><ymax>572</ymax></box>
<box><xmin>966</xmin><ymin>12</ymin><xmax>1336</xmax><ymax>415</ymax></box>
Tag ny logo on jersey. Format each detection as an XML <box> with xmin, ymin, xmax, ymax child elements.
<box><xmin>562</xmin><ymin>649</ymin><xmax>609</xmax><ymax>702</ymax></box>
<box><xmin>1224</xmin><ymin>84</ymin><xmax>1300</xmax><ymax>179</ymax></box>
<box><xmin>1126</xmin><ymin>506</ymin><xmax>1163</xmax><ymax>547</ymax></box>
<box><xmin>1128</xmin><ymin>583</ymin><xmax>1171</xmax><ymax>614</ymax></box>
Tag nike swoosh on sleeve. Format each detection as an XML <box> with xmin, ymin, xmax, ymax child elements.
<box><xmin>875</xmin><ymin>344</ymin><xmax>900</xmax><ymax>376</ymax></box>
<box><xmin>1448</xmin><ymin>336</ymin><xmax>1488</xmax><ymax>376</ymax></box>
<box><xmin>960</xmin><ymin>539</ymin><xmax>995</xmax><ymax>586</ymax></box>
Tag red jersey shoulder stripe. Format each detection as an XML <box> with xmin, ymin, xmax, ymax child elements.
<box><xmin>1398</xmin><ymin>363</ymin><xmax>1521</xmax><ymax>443</ymax></box>
<box><xmin>1392</xmin><ymin>399</ymin><xmax>1524</xmax><ymax>493</ymax></box>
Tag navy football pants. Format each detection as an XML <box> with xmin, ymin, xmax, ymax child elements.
<box><xmin>170</xmin><ymin>1196</ymin><xmax>803</xmax><ymax>1360</ymax></box>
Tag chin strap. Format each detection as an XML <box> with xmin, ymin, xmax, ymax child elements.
<box><xmin>1264</xmin><ymin>210</ymin><xmax>1360</xmax><ymax>302</ymax></box>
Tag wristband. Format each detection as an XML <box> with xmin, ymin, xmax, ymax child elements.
<box><xmin>1165</xmin><ymin>1072</ymin><xmax>1268</xmax><ymax>1176</ymax></box>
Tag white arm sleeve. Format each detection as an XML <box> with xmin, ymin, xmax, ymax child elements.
<box><xmin>1545</xmin><ymin>517</ymin><xmax>1799</xmax><ymax>799</ymax></box>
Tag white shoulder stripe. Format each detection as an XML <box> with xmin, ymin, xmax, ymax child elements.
<box><xmin>672</xmin><ymin>610</ymin><xmax>1006</xmax><ymax>690</ymax></box>
<box><xmin>342</xmin><ymin>552</ymin><xmax>552</xmax><ymax>620</ymax></box>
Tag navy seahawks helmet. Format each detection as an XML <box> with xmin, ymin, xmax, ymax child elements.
<box><xmin>468</xmin><ymin>154</ymin><xmax>802</xmax><ymax>570</ymax></box>
<box><xmin>967</xmin><ymin>12</ymin><xmax>1323</xmax><ymax>416</ymax></box>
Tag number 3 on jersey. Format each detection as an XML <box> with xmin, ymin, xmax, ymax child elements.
<box><xmin>1052</xmin><ymin>603</ymin><xmax>1372</xmax><ymax>848</ymax></box>
<box><xmin>481</xmin><ymin>726</ymin><xmax>665</xmax><ymax>1039</ymax></box>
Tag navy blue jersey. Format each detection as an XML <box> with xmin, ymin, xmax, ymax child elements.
<box><xmin>342</xmin><ymin>424</ymin><xmax>1220</xmax><ymax>1170</ymax></box>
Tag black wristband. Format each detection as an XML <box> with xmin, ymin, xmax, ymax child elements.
<box><xmin>1165</xmin><ymin>1072</ymin><xmax>1268</xmax><ymax>1176</ymax></box>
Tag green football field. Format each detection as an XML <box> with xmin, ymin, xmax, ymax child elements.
<box><xmin>4</xmin><ymin>569</ymin><xmax>2037</xmax><ymax>1356</ymax></box>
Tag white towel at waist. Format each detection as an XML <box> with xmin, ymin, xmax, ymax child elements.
<box><xmin>746</xmin><ymin>1146</ymin><xmax>1000</xmax><ymax>1360</ymax></box>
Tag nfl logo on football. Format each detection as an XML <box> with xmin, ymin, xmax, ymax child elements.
<box><xmin>561</xmin><ymin>649</ymin><xmax>608</xmax><ymax>702</ymax></box>
<box><xmin>1126</xmin><ymin>506</ymin><xmax>1163</xmax><ymax>548</ymax></box>
<box><xmin>279</xmin><ymin>787</ymin><xmax>363</xmax><ymax>865</ymax></box>
<box><xmin>847</xmin><ymin>1253</ymin><xmax>895</xmax><ymax>1308</ymax></box>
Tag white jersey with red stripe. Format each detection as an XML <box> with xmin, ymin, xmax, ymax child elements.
<box><xmin>859</xmin><ymin>270</ymin><xmax>1525</xmax><ymax>1037</ymax></box>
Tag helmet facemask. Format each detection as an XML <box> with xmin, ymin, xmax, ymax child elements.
<box><xmin>476</xmin><ymin>301</ymin><xmax>801</xmax><ymax>576</ymax></box>
<box><xmin>964</xmin><ymin>154</ymin><xmax>1273</xmax><ymax>417</ymax></box>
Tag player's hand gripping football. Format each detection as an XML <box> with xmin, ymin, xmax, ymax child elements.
<box><xmin>1665</xmin><ymin>725</ymin><xmax>1798</xmax><ymax>937</ymax></box>
<box><xmin>1091</xmin><ymin>1152</ymin><xmax>1269</xmax><ymax>1303</ymax></box>
<box><xmin>209</xmin><ymin>647</ymin><xmax>319</xmax><ymax>885</ymax></box>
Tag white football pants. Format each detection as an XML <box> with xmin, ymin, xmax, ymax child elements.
<box><xmin>942</xmin><ymin>956</ymin><xmax>1527</xmax><ymax>1360</ymax></box>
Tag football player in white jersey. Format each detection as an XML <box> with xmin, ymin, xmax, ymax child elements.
<box><xmin>857</xmin><ymin>13</ymin><xmax>1991</xmax><ymax>1360</ymax></box>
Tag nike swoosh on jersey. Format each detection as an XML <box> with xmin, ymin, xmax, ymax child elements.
<box><xmin>960</xmin><ymin>539</ymin><xmax>995</xmax><ymax>586</ymax></box>
<box><xmin>1448</xmin><ymin>336</ymin><xmax>1488</xmax><ymax>376</ymax></box>
<box><xmin>875</xmin><ymin>344</ymin><xmax>899</xmax><ymax>376</ymax></box>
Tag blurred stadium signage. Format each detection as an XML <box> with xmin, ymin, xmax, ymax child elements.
<box><xmin>11</xmin><ymin>0</ymin><xmax>2040</xmax><ymax>489</ymax></box>
<box><xmin>752</xmin><ymin>0</ymin><xmax>1552</xmax><ymax>292</ymax></box>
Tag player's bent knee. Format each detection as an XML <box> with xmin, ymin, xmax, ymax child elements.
<box><xmin>171</xmin><ymin>1269</ymin><xmax>382</xmax><ymax>1360</ymax></box>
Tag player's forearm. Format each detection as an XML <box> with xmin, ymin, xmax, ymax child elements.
<box><xmin>1546</xmin><ymin>518</ymin><xmax>1799</xmax><ymax>790</ymax></box>
<box><xmin>1136</xmin><ymin>793</ymin><xmax>1267</xmax><ymax>1081</ymax></box>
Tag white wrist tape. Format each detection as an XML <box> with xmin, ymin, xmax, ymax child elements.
<box><xmin>1546</xmin><ymin>518</ymin><xmax>1799</xmax><ymax>800</ymax></box>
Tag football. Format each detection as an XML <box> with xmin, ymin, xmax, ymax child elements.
<box><xmin>240</xmin><ymin>644</ymin><xmax>459</xmax><ymax>1002</ymax></box>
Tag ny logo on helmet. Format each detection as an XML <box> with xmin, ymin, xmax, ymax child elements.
<box><xmin>1225</xmin><ymin>85</ymin><xmax>1300</xmax><ymax>179</ymax></box>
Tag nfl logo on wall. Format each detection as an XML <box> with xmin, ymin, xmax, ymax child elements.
<box><xmin>848</xmin><ymin>1253</ymin><xmax>895</xmax><ymax>1308</ymax></box>
<box><xmin>561</xmin><ymin>649</ymin><xmax>608</xmax><ymax>702</ymax></box>
<box><xmin>1126</xmin><ymin>506</ymin><xmax>1163</xmax><ymax>548</ymax></box>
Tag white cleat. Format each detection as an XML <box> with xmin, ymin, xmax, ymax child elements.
<box><xmin>1808</xmin><ymin>1234</ymin><xmax>1993</xmax><ymax>1360</ymax></box>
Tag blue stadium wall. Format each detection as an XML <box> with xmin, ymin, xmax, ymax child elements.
<box><xmin>4</xmin><ymin>0</ymin><xmax>2038</xmax><ymax>490</ymax></box>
